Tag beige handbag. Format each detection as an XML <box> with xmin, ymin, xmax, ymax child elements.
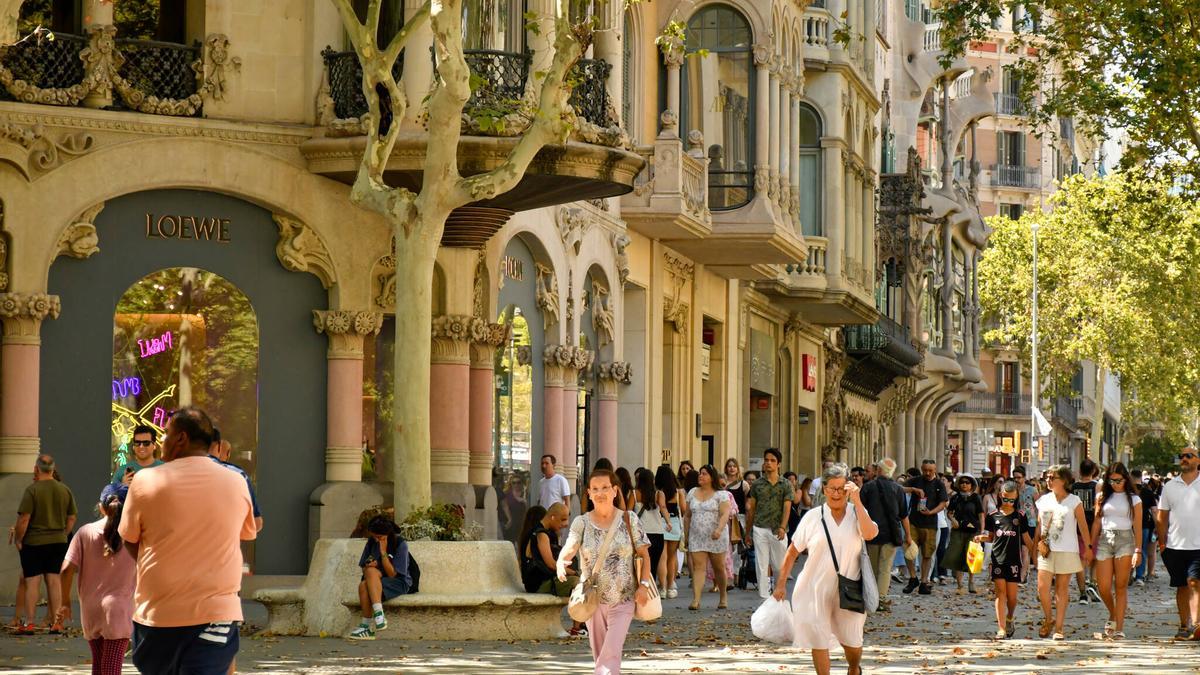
<box><xmin>568</xmin><ymin>516</ymin><xmax>621</xmax><ymax>622</ymax></box>
<box><xmin>626</xmin><ymin>511</ymin><xmax>663</xmax><ymax>621</ymax></box>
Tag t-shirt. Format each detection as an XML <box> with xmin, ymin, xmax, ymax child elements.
<box><xmin>1071</xmin><ymin>480</ymin><xmax>1098</xmax><ymax>528</ymax></box>
<box><xmin>63</xmin><ymin>519</ymin><xmax>136</xmax><ymax>640</ymax></box>
<box><xmin>209</xmin><ymin>455</ymin><xmax>262</xmax><ymax>517</ymax></box>
<box><xmin>358</xmin><ymin>536</ymin><xmax>411</xmax><ymax>586</ymax></box>
<box><xmin>111</xmin><ymin>459</ymin><xmax>165</xmax><ymax>483</ymax></box>
<box><xmin>949</xmin><ymin>492</ymin><xmax>984</xmax><ymax>532</ymax></box>
<box><xmin>17</xmin><ymin>479</ymin><xmax>77</xmax><ymax>546</ymax></box>
<box><xmin>1036</xmin><ymin>492</ymin><xmax>1083</xmax><ymax>553</ymax></box>
<box><xmin>1158</xmin><ymin>475</ymin><xmax>1200</xmax><ymax>550</ymax></box>
<box><xmin>119</xmin><ymin>456</ymin><xmax>257</xmax><ymax>627</ymax></box>
<box><xmin>986</xmin><ymin>510</ymin><xmax>1028</xmax><ymax>569</ymax></box>
<box><xmin>538</xmin><ymin>473</ymin><xmax>571</xmax><ymax>510</ymax></box>
<box><xmin>748</xmin><ymin>476</ymin><xmax>796</xmax><ymax>530</ymax></box>
<box><xmin>1138</xmin><ymin>485</ymin><xmax>1158</xmax><ymax>530</ymax></box>
<box><xmin>1098</xmin><ymin>492</ymin><xmax>1141</xmax><ymax>531</ymax></box>
<box><xmin>908</xmin><ymin>476</ymin><xmax>948</xmax><ymax>530</ymax></box>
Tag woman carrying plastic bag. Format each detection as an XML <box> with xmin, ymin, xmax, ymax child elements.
<box><xmin>751</xmin><ymin>597</ymin><xmax>794</xmax><ymax>644</ymax></box>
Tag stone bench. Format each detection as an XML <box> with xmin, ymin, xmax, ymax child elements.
<box><xmin>254</xmin><ymin>538</ymin><xmax>567</xmax><ymax>640</ymax></box>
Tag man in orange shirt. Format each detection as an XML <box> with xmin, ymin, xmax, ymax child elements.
<box><xmin>119</xmin><ymin>407</ymin><xmax>256</xmax><ymax>675</ymax></box>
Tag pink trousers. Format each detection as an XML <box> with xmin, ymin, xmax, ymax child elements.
<box><xmin>586</xmin><ymin>600</ymin><xmax>635</xmax><ymax>674</ymax></box>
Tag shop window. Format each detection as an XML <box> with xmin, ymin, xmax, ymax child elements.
<box><xmin>462</xmin><ymin>0</ymin><xmax>524</xmax><ymax>52</ymax></box>
<box><xmin>798</xmin><ymin>103</ymin><xmax>823</xmax><ymax>236</ymax></box>
<box><xmin>112</xmin><ymin>267</ymin><xmax>259</xmax><ymax>561</ymax></box>
<box><xmin>683</xmin><ymin>4</ymin><xmax>754</xmax><ymax>210</ymax></box>
<box><xmin>363</xmin><ymin>317</ymin><xmax>395</xmax><ymax>481</ymax></box>
<box><xmin>494</xmin><ymin>305</ymin><xmax>534</xmax><ymax>488</ymax></box>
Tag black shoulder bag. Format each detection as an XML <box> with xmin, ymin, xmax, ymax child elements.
<box><xmin>820</xmin><ymin>505</ymin><xmax>866</xmax><ymax>614</ymax></box>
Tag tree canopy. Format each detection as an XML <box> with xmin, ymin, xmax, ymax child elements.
<box><xmin>979</xmin><ymin>169</ymin><xmax>1200</xmax><ymax>439</ymax></box>
<box><xmin>938</xmin><ymin>0</ymin><xmax>1200</xmax><ymax>180</ymax></box>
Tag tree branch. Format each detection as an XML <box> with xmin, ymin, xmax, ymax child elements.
<box><xmin>420</xmin><ymin>0</ymin><xmax>472</xmax><ymax>210</ymax></box>
<box><xmin>385</xmin><ymin>0</ymin><xmax>432</xmax><ymax>65</ymax></box>
<box><xmin>330</xmin><ymin>0</ymin><xmax>366</xmax><ymax>53</ymax></box>
<box><xmin>452</xmin><ymin>0</ymin><xmax>585</xmax><ymax>205</ymax></box>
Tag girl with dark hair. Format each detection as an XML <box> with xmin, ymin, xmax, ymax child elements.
<box><xmin>633</xmin><ymin>468</ymin><xmax>667</xmax><ymax>587</ymax></box>
<box><xmin>348</xmin><ymin>515</ymin><xmax>412</xmax><ymax>640</ymax></box>
<box><xmin>677</xmin><ymin>460</ymin><xmax>695</xmax><ymax>486</ymax></box>
<box><xmin>615</xmin><ymin>467</ymin><xmax>635</xmax><ymax>512</ymax></box>
<box><xmin>655</xmin><ymin>465</ymin><xmax>684</xmax><ymax>598</ymax></box>
<box><xmin>945</xmin><ymin>475</ymin><xmax>985</xmax><ymax>594</ymax></box>
<box><xmin>1091</xmin><ymin>462</ymin><xmax>1142</xmax><ymax>639</ymax></box>
<box><xmin>56</xmin><ymin>483</ymin><xmax>136</xmax><ymax>675</ymax></box>
<box><xmin>684</xmin><ymin>464</ymin><xmax>731</xmax><ymax>610</ymax></box>
<box><xmin>1034</xmin><ymin>464</ymin><xmax>1092</xmax><ymax>640</ymax></box>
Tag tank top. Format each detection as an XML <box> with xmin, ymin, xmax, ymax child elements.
<box><xmin>728</xmin><ymin>480</ymin><xmax>747</xmax><ymax>513</ymax></box>
<box><xmin>521</xmin><ymin>524</ymin><xmax>558</xmax><ymax>593</ymax></box>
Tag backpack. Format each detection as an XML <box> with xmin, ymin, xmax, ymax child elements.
<box><xmin>407</xmin><ymin>550</ymin><xmax>421</xmax><ymax>594</ymax></box>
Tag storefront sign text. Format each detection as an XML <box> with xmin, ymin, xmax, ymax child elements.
<box><xmin>112</xmin><ymin>377</ymin><xmax>142</xmax><ymax>400</ymax></box>
<box><xmin>501</xmin><ymin>256</ymin><xmax>524</xmax><ymax>281</ymax></box>
<box><xmin>801</xmin><ymin>354</ymin><xmax>817</xmax><ymax>392</ymax></box>
<box><xmin>146</xmin><ymin>213</ymin><xmax>231</xmax><ymax>243</ymax></box>
<box><xmin>138</xmin><ymin>330</ymin><xmax>174</xmax><ymax>359</ymax></box>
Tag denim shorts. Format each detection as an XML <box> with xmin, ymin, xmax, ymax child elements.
<box><xmin>1095</xmin><ymin>529</ymin><xmax>1135</xmax><ymax>561</ymax></box>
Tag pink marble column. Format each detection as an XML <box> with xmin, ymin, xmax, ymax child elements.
<box><xmin>595</xmin><ymin>361</ymin><xmax>630</xmax><ymax>466</ymax></box>
<box><xmin>430</xmin><ymin>316</ymin><xmax>473</xmax><ymax>485</ymax></box>
<box><xmin>562</xmin><ymin>383</ymin><xmax>579</xmax><ymax>478</ymax></box>
<box><xmin>313</xmin><ymin>310</ymin><xmax>382</xmax><ymax>482</ymax></box>
<box><xmin>468</xmin><ymin>323</ymin><xmax>507</xmax><ymax>486</ymax></box>
<box><xmin>542</xmin><ymin>346</ymin><xmax>566</xmax><ymax>465</ymax></box>
<box><xmin>0</xmin><ymin>293</ymin><xmax>59</xmax><ymax>474</ymax></box>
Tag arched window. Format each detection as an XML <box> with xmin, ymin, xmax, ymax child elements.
<box><xmin>798</xmin><ymin>103</ymin><xmax>823</xmax><ymax>236</ymax></box>
<box><xmin>462</xmin><ymin>0</ymin><xmax>524</xmax><ymax>52</ymax></box>
<box><xmin>683</xmin><ymin>5</ymin><xmax>754</xmax><ymax>210</ymax></box>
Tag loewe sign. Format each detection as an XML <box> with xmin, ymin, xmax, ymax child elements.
<box><xmin>145</xmin><ymin>213</ymin><xmax>231</xmax><ymax>243</ymax></box>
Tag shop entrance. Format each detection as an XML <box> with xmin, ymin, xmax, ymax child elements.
<box><xmin>42</xmin><ymin>189</ymin><xmax>327</xmax><ymax>574</ymax></box>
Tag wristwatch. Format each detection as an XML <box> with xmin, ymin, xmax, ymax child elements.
<box><xmin>639</xmin><ymin>579</ymin><xmax>654</xmax><ymax>589</ymax></box>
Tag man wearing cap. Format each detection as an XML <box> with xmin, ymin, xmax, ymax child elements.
<box><xmin>13</xmin><ymin>454</ymin><xmax>77</xmax><ymax>634</ymax></box>
<box><xmin>120</xmin><ymin>407</ymin><xmax>256</xmax><ymax>674</ymax></box>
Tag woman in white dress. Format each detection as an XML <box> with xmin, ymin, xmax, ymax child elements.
<box><xmin>774</xmin><ymin>464</ymin><xmax>879</xmax><ymax>675</ymax></box>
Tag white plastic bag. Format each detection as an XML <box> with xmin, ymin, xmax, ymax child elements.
<box><xmin>750</xmin><ymin>597</ymin><xmax>794</xmax><ymax>644</ymax></box>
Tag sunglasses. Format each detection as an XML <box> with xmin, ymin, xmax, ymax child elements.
<box><xmin>1001</xmin><ymin>497</ymin><xmax>1017</xmax><ymax>504</ymax></box>
<box><xmin>132</xmin><ymin>440</ymin><xmax>155</xmax><ymax>447</ymax></box>
<box><xmin>1108</xmin><ymin>477</ymin><xmax>1125</xmax><ymax>484</ymax></box>
<box><xmin>1181</xmin><ymin>453</ymin><xmax>1197</xmax><ymax>460</ymax></box>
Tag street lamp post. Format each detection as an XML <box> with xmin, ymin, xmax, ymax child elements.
<box><xmin>1031</xmin><ymin>221</ymin><xmax>1039</xmax><ymax>471</ymax></box>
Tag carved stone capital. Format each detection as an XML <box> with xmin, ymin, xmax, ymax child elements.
<box><xmin>596</xmin><ymin>360</ymin><xmax>632</xmax><ymax>399</ymax></box>
<box><xmin>275</xmin><ymin>214</ymin><xmax>334</xmax><ymax>289</ymax></box>
<box><xmin>430</xmin><ymin>314</ymin><xmax>473</xmax><ymax>365</ymax></box>
<box><xmin>469</xmin><ymin>321</ymin><xmax>509</xmax><ymax>368</ymax></box>
<box><xmin>659</xmin><ymin>35</ymin><xmax>686</xmax><ymax>67</ymax></box>
<box><xmin>55</xmin><ymin>202</ymin><xmax>103</xmax><ymax>260</ymax></box>
<box><xmin>753</xmin><ymin>43</ymin><xmax>773</xmax><ymax>68</ymax></box>
<box><xmin>0</xmin><ymin>292</ymin><xmax>61</xmax><ymax>345</ymax></box>
<box><xmin>312</xmin><ymin>309</ymin><xmax>383</xmax><ymax>359</ymax></box>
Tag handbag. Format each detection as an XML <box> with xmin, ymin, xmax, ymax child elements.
<box><xmin>567</xmin><ymin>516</ymin><xmax>621</xmax><ymax>622</ymax></box>
<box><xmin>819</xmin><ymin>505</ymin><xmax>878</xmax><ymax>614</ymax></box>
<box><xmin>626</xmin><ymin>510</ymin><xmax>663</xmax><ymax>621</ymax></box>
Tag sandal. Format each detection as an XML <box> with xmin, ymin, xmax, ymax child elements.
<box><xmin>1052</xmin><ymin>632</ymin><xmax>1065</xmax><ymax>640</ymax></box>
<box><xmin>688</xmin><ymin>603</ymin><xmax>700</xmax><ymax>611</ymax></box>
<box><xmin>1038</xmin><ymin>618</ymin><xmax>1053</xmax><ymax>638</ymax></box>
<box><xmin>717</xmin><ymin>601</ymin><xmax>727</xmax><ymax>610</ymax></box>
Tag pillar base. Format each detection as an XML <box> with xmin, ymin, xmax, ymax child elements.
<box><xmin>430</xmin><ymin>448</ymin><xmax>470</xmax><ymax>484</ymax></box>
<box><xmin>560</xmin><ymin>464</ymin><xmax>579</xmax><ymax>481</ymax></box>
<box><xmin>324</xmin><ymin>447</ymin><xmax>363</xmax><ymax>482</ymax></box>
<box><xmin>308</xmin><ymin>481</ymin><xmax>387</xmax><ymax>561</ymax></box>
<box><xmin>468</xmin><ymin>454</ymin><xmax>493</xmax><ymax>487</ymax></box>
<box><xmin>0</xmin><ymin>436</ymin><xmax>38</xmax><ymax>474</ymax></box>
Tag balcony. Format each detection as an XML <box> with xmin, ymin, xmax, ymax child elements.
<box><xmin>955</xmin><ymin>392</ymin><xmax>1031</xmax><ymax>416</ymax></box>
<box><xmin>1052</xmin><ymin>396</ymin><xmax>1079</xmax><ymax>428</ymax></box>
<box><xmin>990</xmin><ymin>164</ymin><xmax>1041</xmax><ymax>189</ymax></box>
<box><xmin>842</xmin><ymin>316</ymin><xmax>923</xmax><ymax>399</ymax></box>
<box><xmin>620</xmin><ymin>124</ymin><xmax>713</xmax><ymax>242</ymax></box>
<box><xmin>804</xmin><ymin>7</ymin><xmax>832</xmax><ymax>55</ymax></box>
<box><xmin>755</xmin><ymin>238</ymin><xmax>879</xmax><ymax>325</ymax></box>
<box><xmin>1059</xmin><ymin>117</ymin><xmax>1075</xmax><ymax>144</ymax></box>
<box><xmin>0</xmin><ymin>28</ymin><xmax>227</xmax><ymax>117</ymax></box>
<box><xmin>994</xmin><ymin>93</ymin><xmax>1027</xmax><ymax>116</ymax></box>
<box><xmin>923</xmin><ymin>23</ymin><xmax>943</xmax><ymax>51</ymax></box>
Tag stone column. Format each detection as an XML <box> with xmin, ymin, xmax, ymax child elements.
<box><xmin>753</xmin><ymin>44</ymin><xmax>772</xmax><ymax>198</ymax></box>
<box><xmin>468</xmin><ymin>322</ymin><xmax>506</xmax><ymax>486</ymax></box>
<box><xmin>823</xmin><ymin>140</ymin><xmax>845</xmax><ymax>281</ymax></box>
<box><xmin>559</xmin><ymin>348</ymin><xmax>594</xmax><ymax>481</ymax></box>
<box><xmin>768</xmin><ymin>60</ymin><xmax>781</xmax><ymax>201</ymax></box>
<box><xmin>595</xmin><ymin>0</ymin><xmax>623</xmax><ymax>126</ymax></box>
<box><xmin>313</xmin><ymin>310</ymin><xmax>383</xmax><ymax>482</ymax></box>
<box><xmin>542</xmin><ymin>345</ymin><xmax>567</xmax><ymax>465</ymax></box>
<box><xmin>430</xmin><ymin>315</ymin><xmax>472</xmax><ymax>484</ymax></box>
<box><xmin>81</xmin><ymin>0</ymin><xmax>114</xmax><ymax>109</ymax></box>
<box><xmin>789</xmin><ymin>90</ymin><xmax>801</xmax><ymax>228</ymax></box>
<box><xmin>596</xmin><ymin>361</ymin><xmax>631</xmax><ymax>464</ymax></box>
<box><xmin>778</xmin><ymin>74</ymin><xmax>791</xmax><ymax>213</ymax></box>
<box><xmin>661</xmin><ymin>36</ymin><xmax>684</xmax><ymax>125</ymax></box>
<box><xmin>0</xmin><ymin>293</ymin><xmax>59</xmax><ymax>473</ymax></box>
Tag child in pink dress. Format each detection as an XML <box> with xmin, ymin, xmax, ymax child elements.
<box><xmin>58</xmin><ymin>483</ymin><xmax>137</xmax><ymax>675</ymax></box>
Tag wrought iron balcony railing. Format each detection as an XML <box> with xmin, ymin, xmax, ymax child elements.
<box><xmin>990</xmin><ymin>163</ymin><xmax>1041</xmax><ymax>189</ymax></box>
<box><xmin>568</xmin><ymin>58</ymin><xmax>612</xmax><ymax>128</ymax></box>
<box><xmin>956</xmin><ymin>392</ymin><xmax>1030</xmax><ymax>416</ymax></box>
<box><xmin>994</xmin><ymin>92</ymin><xmax>1027</xmax><ymax>115</ymax></box>
<box><xmin>321</xmin><ymin>47</ymin><xmax>405</xmax><ymax>122</ymax></box>
<box><xmin>845</xmin><ymin>315</ymin><xmax>922</xmax><ymax>367</ymax></box>
<box><xmin>114</xmin><ymin>38</ymin><xmax>201</xmax><ymax>106</ymax></box>
<box><xmin>1052</xmin><ymin>395</ymin><xmax>1078</xmax><ymax>428</ymax></box>
<box><xmin>462</xmin><ymin>49</ymin><xmax>530</xmax><ymax>103</ymax></box>
<box><xmin>0</xmin><ymin>31</ymin><xmax>87</xmax><ymax>98</ymax></box>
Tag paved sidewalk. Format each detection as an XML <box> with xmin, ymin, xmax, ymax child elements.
<box><xmin>2</xmin><ymin>570</ymin><xmax>1197</xmax><ymax>673</ymax></box>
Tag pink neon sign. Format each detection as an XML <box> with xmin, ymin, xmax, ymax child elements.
<box><xmin>138</xmin><ymin>331</ymin><xmax>173</xmax><ymax>359</ymax></box>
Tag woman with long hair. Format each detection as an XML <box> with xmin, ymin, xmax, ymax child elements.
<box><xmin>1034</xmin><ymin>464</ymin><xmax>1092</xmax><ymax>640</ymax></box>
<box><xmin>56</xmin><ymin>483</ymin><xmax>136</xmax><ymax>675</ymax></box>
<box><xmin>348</xmin><ymin>515</ymin><xmax>413</xmax><ymax>639</ymax></box>
<box><xmin>724</xmin><ymin>458</ymin><xmax>750</xmax><ymax>533</ymax></box>
<box><xmin>633</xmin><ymin>468</ymin><xmax>668</xmax><ymax>587</ymax></box>
<box><xmin>615</xmin><ymin>467</ymin><xmax>635</xmax><ymax>512</ymax></box>
<box><xmin>683</xmin><ymin>465</ymin><xmax>731</xmax><ymax>610</ymax></box>
<box><xmin>944</xmin><ymin>475</ymin><xmax>985</xmax><ymax>594</ymax></box>
<box><xmin>1091</xmin><ymin>462</ymin><xmax>1142</xmax><ymax>639</ymax></box>
<box><xmin>677</xmin><ymin>460</ymin><xmax>696</xmax><ymax>487</ymax></box>
<box><xmin>557</xmin><ymin>469</ymin><xmax>654</xmax><ymax>674</ymax></box>
<box><xmin>654</xmin><ymin>465</ymin><xmax>684</xmax><ymax>598</ymax></box>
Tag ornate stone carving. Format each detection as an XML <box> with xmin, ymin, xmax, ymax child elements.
<box><xmin>879</xmin><ymin>376</ymin><xmax>918</xmax><ymax>427</ymax></box>
<box><xmin>312</xmin><ymin>309</ymin><xmax>382</xmax><ymax>359</ymax></box>
<box><xmin>591</xmin><ymin>281</ymin><xmax>615</xmax><ymax>348</ymax></box>
<box><xmin>556</xmin><ymin>206</ymin><xmax>591</xmax><ymax>255</ymax></box>
<box><xmin>469</xmin><ymin>320</ymin><xmax>509</xmax><ymax>368</ymax></box>
<box><xmin>55</xmin><ymin>202</ymin><xmax>103</xmax><ymax>259</ymax></box>
<box><xmin>274</xmin><ymin>214</ymin><xmax>335</xmax><ymax>289</ymax></box>
<box><xmin>752</xmin><ymin>43</ymin><xmax>773</xmax><ymax>67</ymax></box>
<box><xmin>659</xmin><ymin>33</ymin><xmax>685</xmax><ymax>68</ymax></box>
<box><xmin>373</xmin><ymin>236</ymin><xmax>396</xmax><ymax>312</ymax></box>
<box><xmin>0</xmin><ymin>231</ymin><xmax>7</xmax><ymax>292</ymax></box>
<box><xmin>663</xmin><ymin>252</ymin><xmax>693</xmax><ymax>335</ymax></box>
<box><xmin>0</xmin><ymin>292</ymin><xmax>61</xmax><ymax>344</ymax></box>
<box><xmin>612</xmin><ymin>233</ymin><xmax>631</xmax><ymax>286</ymax></box>
<box><xmin>658</xmin><ymin>109</ymin><xmax>678</xmax><ymax>138</ymax></box>
<box><xmin>534</xmin><ymin>262</ymin><xmax>560</xmax><ymax>330</ymax></box>
<box><xmin>430</xmin><ymin>314</ymin><xmax>473</xmax><ymax>364</ymax></box>
<box><xmin>0</xmin><ymin>122</ymin><xmax>95</xmax><ymax>180</ymax></box>
<box><xmin>754</xmin><ymin>166</ymin><xmax>770</xmax><ymax>193</ymax></box>
<box><xmin>783</xmin><ymin>315</ymin><xmax>804</xmax><ymax>338</ymax></box>
<box><xmin>515</xmin><ymin>345</ymin><xmax>533</xmax><ymax>366</ymax></box>
<box><xmin>821</xmin><ymin>337</ymin><xmax>848</xmax><ymax>462</ymax></box>
<box><xmin>596</xmin><ymin>360</ymin><xmax>632</xmax><ymax>399</ymax></box>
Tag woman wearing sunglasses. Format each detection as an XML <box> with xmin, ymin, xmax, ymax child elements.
<box><xmin>1034</xmin><ymin>465</ymin><xmax>1093</xmax><ymax>639</ymax></box>
<box><xmin>974</xmin><ymin>481</ymin><xmax>1035</xmax><ymax>639</ymax></box>
<box><xmin>1091</xmin><ymin>462</ymin><xmax>1142</xmax><ymax>639</ymax></box>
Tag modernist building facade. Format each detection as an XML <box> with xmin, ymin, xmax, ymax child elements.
<box><xmin>0</xmin><ymin>0</ymin><xmax>1020</xmax><ymax>596</ymax></box>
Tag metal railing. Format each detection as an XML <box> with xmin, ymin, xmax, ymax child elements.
<box><xmin>568</xmin><ymin>58</ymin><xmax>612</xmax><ymax>128</ymax></box>
<box><xmin>994</xmin><ymin>92</ymin><xmax>1027</xmax><ymax>115</ymax></box>
<box><xmin>1053</xmin><ymin>396</ymin><xmax>1078</xmax><ymax>427</ymax></box>
<box><xmin>0</xmin><ymin>31</ymin><xmax>87</xmax><ymax>98</ymax></box>
<box><xmin>845</xmin><ymin>315</ymin><xmax>922</xmax><ymax>367</ymax></box>
<box><xmin>990</xmin><ymin>163</ymin><xmax>1041</xmax><ymax>188</ymax></box>
<box><xmin>957</xmin><ymin>392</ymin><xmax>1030</xmax><ymax>416</ymax></box>
<box><xmin>321</xmin><ymin>47</ymin><xmax>404</xmax><ymax>121</ymax></box>
<box><xmin>115</xmin><ymin>38</ymin><xmax>201</xmax><ymax>104</ymax></box>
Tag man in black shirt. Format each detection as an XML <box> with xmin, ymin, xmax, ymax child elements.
<box><xmin>902</xmin><ymin>459</ymin><xmax>949</xmax><ymax>595</ymax></box>
<box><xmin>1071</xmin><ymin>458</ymin><xmax>1100</xmax><ymax>604</ymax></box>
<box><xmin>1133</xmin><ymin>470</ymin><xmax>1158</xmax><ymax>585</ymax></box>
<box><xmin>861</xmin><ymin>457</ymin><xmax>909</xmax><ymax>610</ymax></box>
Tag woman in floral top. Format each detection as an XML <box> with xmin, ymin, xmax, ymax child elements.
<box><xmin>558</xmin><ymin>468</ymin><xmax>653</xmax><ymax>675</ymax></box>
<box><xmin>1033</xmin><ymin>464</ymin><xmax>1092</xmax><ymax>640</ymax></box>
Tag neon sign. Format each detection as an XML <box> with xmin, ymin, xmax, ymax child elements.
<box><xmin>138</xmin><ymin>331</ymin><xmax>173</xmax><ymax>359</ymax></box>
<box><xmin>112</xmin><ymin>377</ymin><xmax>143</xmax><ymax>400</ymax></box>
<box><xmin>111</xmin><ymin>383</ymin><xmax>176</xmax><ymax>445</ymax></box>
